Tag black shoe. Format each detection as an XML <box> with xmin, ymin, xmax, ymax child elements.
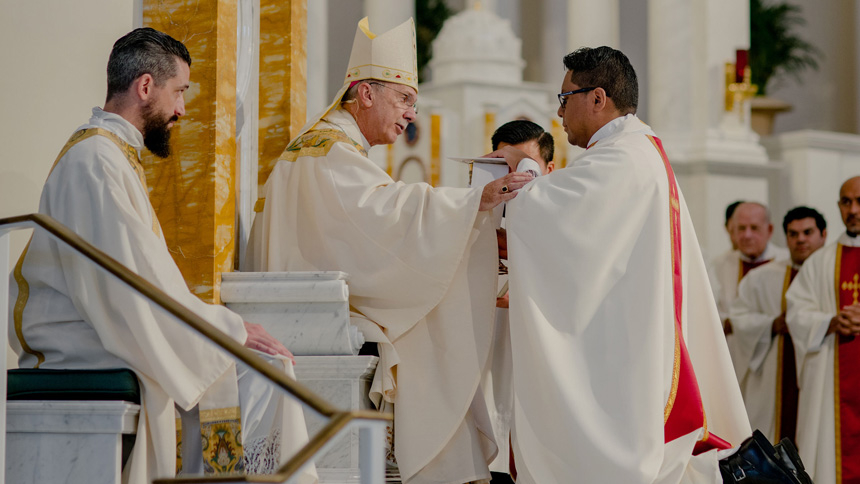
<box><xmin>719</xmin><ymin>430</ymin><xmax>804</xmax><ymax>483</ymax></box>
<box><xmin>773</xmin><ymin>438</ymin><xmax>813</xmax><ymax>484</ymax></box>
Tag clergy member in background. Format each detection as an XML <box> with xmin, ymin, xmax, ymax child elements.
<box><xmin>246</xmin><ymin>17</ymin><xmax>531</xmax><ymax>484</ymax></box>
<box><xmin>490</xmin><ymin>46</ymin><xmax>750</xmax><ymax>483</ymax></box>
<box><xmin>725</xmin><ymin>200</ymin><xmax>744</xmax><ymax>250</ymax></box>
<box><xmin>709</xmin><ymin>202</ymin><xmax>788</xmax><ymax>371</ymax></box>
<box><xmin>483</xmin><ymin>119</ymin><xmax>554</xmax><ymax>484</ymax></box>
<box><xmin>8</xmin><ymin>28</ymin><xmax>314</xmax><ymax>484</ymax></box>
<box><xmin>787</xmin><ymin>176</ymin><xmax>860</xmax><ymax>483</ymax></box>
<box><xmin>730</xmin><ymin>206</ymin><xmax>827</xmax><ymax>444</ymax></box>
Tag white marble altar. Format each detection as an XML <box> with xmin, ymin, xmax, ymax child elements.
<box><xmin>221</xmin><ymin>271</ymin><xmax>364</xmax><ymax>355</ymax></box>
<box><xmin>6</xmin><ymin>400</ymin><xmax>139</xmax><ymax>484</ymax></box>
<box><xmin>294</xmin><ymin>356</ymin><xmax>380</xmax><ymax>484</ymax></box>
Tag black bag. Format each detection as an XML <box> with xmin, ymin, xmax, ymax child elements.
<box><xmin>719</xmin><ymin>430</ymin><xmax>813</xmax><ymax>483</ymax></box>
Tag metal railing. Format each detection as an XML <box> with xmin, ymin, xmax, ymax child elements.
<box><xmin>0</xmin><ymin>214</ymin><xmax>391</xmax><ymax>484</ymax></box>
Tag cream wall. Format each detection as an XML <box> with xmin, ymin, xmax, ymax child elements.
<box><xmin>0</xmin><ymin>0</ymin><xmax>138</xmax><ymax>367</ymax></box>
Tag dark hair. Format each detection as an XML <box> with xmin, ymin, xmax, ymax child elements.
<box><xmin>106</xmin><ymin>28</ymin><xmax>191</xmax><ymax>102</ymax></box>
<box><xmin>562</xmin><ymin>46</ymin><xmax>638</xmax><ymax>114</ymax></box>
<box><xmin>783</xmin><ymin>206</ymin><xmax>826</xmax><ymax>234</ymax></box>
<box><xmin>491</xmin><ymin>120</ymin><xmax>554</xmax><ymax>163</ymax></box>
<box><xmin>725</xmin><ymin>200</ymin><xmax>744</xmax><ymax>227</ymax></box>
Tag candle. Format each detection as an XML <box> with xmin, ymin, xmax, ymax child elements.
<box><xmin>736</xmin><ymin>49</ymin><xmax>748</xmax><ymax>83</ymax></box>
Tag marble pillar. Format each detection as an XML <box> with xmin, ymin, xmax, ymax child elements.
<box><xmin>237</xmin><ymin>0</ymin><xmax>261</xmax><ymax>271</ymax></box>
<box><xmin>143</xmin><ymin>0</ymin><xmax>238</xmax><ymax>303</ymax></box>
<box><xmin>307</xmin><ymin>0</ymin><xmax>329</xmax><ymax>118</ymax></box>
<box><xmin>258</xmin><ymin>0</ymin><xmax>307</xmax><ymax>187</ymax></box>
<box><xmin>567</xmin><ymin>0</ymin><xmax>619</xmax><ymax>49</ymax></box>
<box><xmin>294</xmin><ymin>356</ymin><xmax>379</xmax><ymax>483</ymax></box>
<box><xmin>647</xmin><ymin>0</ymin><xmax>778</xmax><ymax>259</ymax></box>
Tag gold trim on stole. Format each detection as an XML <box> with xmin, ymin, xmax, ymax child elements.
<box><xmin>773</xmin><ymin>265</ymin><xmax>793</xmax><ymax>439</ymax></box>
<box><xmin>834</xmin><ymin>244</ymin><xmax>843</xmax><ymax>483</ymax></box>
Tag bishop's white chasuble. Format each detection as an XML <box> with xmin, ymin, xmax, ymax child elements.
<box><xmin>247</xmin><ymin>108</ymin><xmax>499</xmax><ymax>484</ymax></box>
<box><xmin>506</xmin><ymin>115</ymin><xmax>750</xmax><ymax>484</ymax></box>
<box><xmin>787</xmin><ymin>232</ymin><xmax>860</xmax><ymax>483</ymax></box>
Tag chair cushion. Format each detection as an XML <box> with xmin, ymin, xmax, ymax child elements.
<box><xmin>7</xmin><ymin>368</ymin><xmax>141</xmax><ymax>404</ymax></box>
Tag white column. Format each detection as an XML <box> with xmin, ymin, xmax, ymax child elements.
<box><xmin>0</xmin><ymin>228</ymin><xmax>9</xmax><ymax>484</ymax></box>
<box><xmin>364</xmin><ymin>0</ymin><xmax>414</xmax><ymax>33</ymax></box>
<box><xmin>307</xmin><ymin>0</ymin><xmax>328</xmax><ymax>118</ymax></box>
<box><xmin>648</xmin><ymin>0</ymin><xmax>774</xmax><ymax>259</ymax></box>
<box><xmin>567</xmin><ymin>0</ymin><xmax>619</xmax><ymax>49</ymax></box>
<box><xmin>236</xmin><ymin>0</ymin><xmax>259</xmax><ymax>266</ymax></box>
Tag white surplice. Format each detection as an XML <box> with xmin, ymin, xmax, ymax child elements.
<box><xmin>505</xmin><ymin>115</ymin><xmax>750</xmax><ymax>484</ymax></box>
<box><xmin>246</xmin><ymin>108</ymin><xmax>498</xmax><ymax>484</ymax></box>
<box><xmin>785</xmin><ymin>232</ymin><xmax>860</xmax><ymax>483</ymax></box>
<box><xmin>8</xmin><ymin>108</ymin><xmax>315</xmax><ymax>484</ymax></box>
<box><xmin>729</xmin><ymin>257</ymin><xmax>795</xmax><ymax>441</ymax></box>
<box><xmin>709</xmin><ymin>244</ymin><xmax>788</xmax><ymax>378</ymax></box>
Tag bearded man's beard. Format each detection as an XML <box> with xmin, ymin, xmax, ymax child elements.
<box><xmin>142</xmin><ymin>102</ymin><xmax>178</xmax><ymax>158</ymax></box>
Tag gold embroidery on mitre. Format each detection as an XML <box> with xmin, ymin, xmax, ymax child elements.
<box><xmin>279</xmin><ymin>129</ymin><xmax>367</xmax><ymax>162</ymax></box>
<box><xmin>343</xmin><ymin>17</ymin><xmax>418</xmax><ymax>91</ymax></box>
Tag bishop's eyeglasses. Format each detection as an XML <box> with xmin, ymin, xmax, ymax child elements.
<box><xmin>558</xmin><ymin>86</ymin><xmax>597</xmax><ymax>108</ymax></box>
<box><xmin>370</xmin><ymin>82</ymin><xmax>418</xmax><ymax>114</ymax></box>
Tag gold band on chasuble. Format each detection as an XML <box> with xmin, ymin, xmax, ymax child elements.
<box><xmin>254</xmin><ymin>128</ymin><xmax>368</xmax><ymax>213</ymax></box>
<box><xmin>14</xmin><ymin>128</ymin><xmax>146</xmax><ymax>368</ymax></box>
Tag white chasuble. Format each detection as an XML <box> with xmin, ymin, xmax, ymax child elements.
<box><xmin>729</xmin><ymin>258</ymin><xmax>800</xmax><ymax>443</ymax></box>
<box><xmin>9</xmin><ymin>108</ymin><xmax>314</xmax><ymax>484</ymax></box>
<box><xmin>786</xmin><ymin>232</ymin><xmax>860</xmax><ymax>483</ymax></box>
<box><xmin>247</xmin><ymin>108</ymin><xmax>498</xmax><ymax>484</ymax></box>
<box><xmin>505</xmin><ymin>115</ymin><xmax>750</xmax><ymax>484</ymax></box>
<box><xmin>709</xmin><ymin>244</ymin><xmax>787</xmax><ymax>379</ymax></box>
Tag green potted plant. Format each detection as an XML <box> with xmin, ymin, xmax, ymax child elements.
<box><xmin>748</xmin><ymin>0</ymin><xmax>822</xmax><ymax>135</ymax></box>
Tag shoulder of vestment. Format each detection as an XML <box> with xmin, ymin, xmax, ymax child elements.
<box><xmin>278</xmin><ymin>128</ymin><xmax>367</xmax><ymax>162</ymax></box>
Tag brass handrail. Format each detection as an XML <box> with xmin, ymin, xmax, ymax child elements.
<box><xmin>1</xmin><ymin>213</ymin><xmax>391</xmax><ymax>483</ymax></box>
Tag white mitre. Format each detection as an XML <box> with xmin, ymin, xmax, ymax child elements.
<box><xmin>296</xmin><ymin>16</ymin><xmax>418</xmax><ymax>139</ymax></box>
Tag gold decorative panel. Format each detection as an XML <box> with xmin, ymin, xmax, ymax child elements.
<box><xmin>258</xmin><ymin>0</ymin><xmax>307</xmax><ymax>187</ymax></box>
<box><xmin>142</xmin><ymin>0</ymin><xmax>237</xmax><ymax>303</ymax></box>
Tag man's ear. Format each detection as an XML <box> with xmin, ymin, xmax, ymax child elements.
<box><xmin>133</xmin><ymin>73</ymin><xmax>155</xmax><ymax>101</ymax></box>
<box><xmin>592</xmin><ymin>87</ymin><xmax>609</xmax><ymax>111</ymax></box>
<box><xmin>357</xmin><ymin>82</ymin><xmax>375</xmax><ymax>108</ymax></box>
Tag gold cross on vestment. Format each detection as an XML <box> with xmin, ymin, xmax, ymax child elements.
<box><xmin>842</xmin><ymin>273</ymin><xmax>860</xmax><ymax>305</ymax></box>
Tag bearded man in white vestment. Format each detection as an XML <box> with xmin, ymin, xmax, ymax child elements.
<box><xmin>786</xmin><ymin>176</ymin><xmax>860</xmax><ymax>483</ymax></box>
<box><xmin>490</xmin><ymin>46</ymin><xmax>751</xmax><ymax>484</ymax></box>
<box><xmin>710</xmin><ymin>202</ymin><xmax>788</xmax><ymax>374</ymax></box>
<box><xmin>245</xmin><ymin>17</ymin><xmax>532</xmax><ymax>484</ymax></box>
<box><xmin>8</xmin><ymin>28</ymin><xmax>315</xmax><ymax>484</ymax></box>
<box><xmin>730</xmin><ymin>207</ymin><xmax>827</xmax><ymax>444</ymax></box>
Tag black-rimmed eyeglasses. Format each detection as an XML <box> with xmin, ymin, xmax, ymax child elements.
<box><xmin>558</xmin><ymin>87</ymin><xmax>597</xmax><ymax>108</ymax></box>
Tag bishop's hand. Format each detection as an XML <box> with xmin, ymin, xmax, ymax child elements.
<box><xmin>479</xmin><ymin>172</ymin><xmax>533</xmax><ymax>211</ymax></box>
<box><xmin>485</xmin><ymin>145</ymin><xmax>532</xmax><ymax>171</ymax></box>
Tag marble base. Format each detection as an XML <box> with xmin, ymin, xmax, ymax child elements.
<box><xmin>222</xmin><ymin>271</ymin><xmax>364</xmax><ymax>355</ymax></box>
<box><xmin>6</xmin><ymin>400</ymin><xmax>139</xmax><ymax>484</ymax></box>
<box><xmin>294</xmin><ymin>356</ymin><xmax>382</xmax><ymax>483</ymax></box>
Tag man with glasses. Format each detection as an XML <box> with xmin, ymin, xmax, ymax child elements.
<box><xmin>490</xmin><ymin>46</ymin><xmax>753</xmax><ymax>482</ymax></box>
<box><xmin>246</xmin><ymin>17</ymin><xmax>531</xmax><ymax>484</ymax></box>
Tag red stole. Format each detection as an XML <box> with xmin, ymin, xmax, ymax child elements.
<box><xmin>775</xmin><ymin>266</ymin><xmax>799</xmax><ymax>444</ymax></box>
<box><xmin>648</xmin><ymin>135</ymin><xmax>731</xmax><ymax>454</ymax></box>
<box><xmin>834</xmin><ymin>245</ymin><xmax>860</xmax><ymax>483</ymax></box>
<box><xmin>739</xmin><ymin>258</ymin><xmax>772</xmax><ymax>283</ymax></box>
